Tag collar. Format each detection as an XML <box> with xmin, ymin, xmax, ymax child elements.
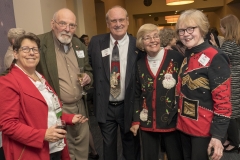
<box><xmin>14</xmin><ymin>64</ymin><xmax>45</xmax><ymax>84</ymax></box>
<box><xmin>185</xmin><ymin>41</ymin><xmax>211</xmax><ymax>57</ymax></box>
<box><xmin>110</xmin><ymin>33</ymin><xmax>128</xmax><ymax>47</ymax></box>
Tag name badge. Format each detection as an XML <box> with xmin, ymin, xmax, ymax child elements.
<box><xmin>198</xmin><ymin>54</ymin><xmax>210</xmax><ymax>66</ymax></box>
<box><xmin>101</xmin><ymin>48</ymin><xmax>110</xmax><ymax>57</ymax></box>
<box><xmin>149</xmin><ymin>60</ymin><xmax>160</xmax><ymax>68</ymax></box>
<box><xmin>76</xmin><ymin>50</ymin><xmax>85</xmax><ymax>58</ymax></box>
<box><xmin>51</xmin><ymin>94</ymin><xmax>62</xmax><ymax>118</ymax></box>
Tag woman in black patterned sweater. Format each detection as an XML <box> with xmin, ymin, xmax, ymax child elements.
<box><xmin>176</xmin><ymin>10</ymin><xmax>231</xmax><ymax>160</ymax></box>
<box><xmin>212</xmin><ymin>14</ymin><xmax>240</xmax><ymax>153</ymax></box>
<box><xmin>130</xmin><ymin>24</ymin><xmax>184</xmax><ymax>160</ymax></box>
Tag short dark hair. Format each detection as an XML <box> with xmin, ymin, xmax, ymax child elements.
<box><xmin>13</xmin><ymin>32</ymin><xmax>40</xmax><ymax>51</ymax></box>
<box><xmin>79</xmin><ymin>34</ymin><xmax>88</xmax><ymax>44</ymax></box>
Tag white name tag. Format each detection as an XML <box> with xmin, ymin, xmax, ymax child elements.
<box><xmin>76</xmin><ymin>50</ymin><xmax>85</xmax><ymax>58</ymax></box>
<box><xmin>198</xmin><ymin>54</ymin><xmax>210</xmax><ymax>66</ymax></box>
<box><xmin>101</xmin><ymin>48</ymin><xmax>110</xmax><ymax>57</ymax></box>
<box><xmin>149</xmin><ymin>60</ymin><xmax>160</xmax><ymax>68</ymax></box>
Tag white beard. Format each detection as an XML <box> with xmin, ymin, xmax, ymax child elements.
<box><xmin>140</xmin><ymin>109</ymin><xmax>148</xmax><ymax>122</ymax></box>
<box><xmin>162</xmin><ymin>73</ymin><xmax>176</xmax><ymax>89</ymax></box>
<box><xmin>57</xmin><ymin>31</ymin><xmax>72</xmax><ymax>44</ymax></box>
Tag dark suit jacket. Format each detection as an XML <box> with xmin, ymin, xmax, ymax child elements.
<box><xmin>36</xmin><ymin>31</ymin><xmax>93</xmax><ymax>102</ymax></box>
<box><xmin>88</xmin><ymin>33</ymin><xmax>142</xmax><ymax>133</ymax></box>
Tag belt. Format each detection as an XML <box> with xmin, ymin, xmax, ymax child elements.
<box><xmin>109</xmin><ymin>100</ymin><xmax>124</xmax><ymax>106</ymax></box>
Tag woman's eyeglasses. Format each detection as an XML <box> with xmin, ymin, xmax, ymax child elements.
<box><xmin>177</xmin><ymin>26</ymin><xmax>198</xmax><ymax>36</ymax></box>
<box><xmin>19</xmin><ymin>46</ymin><xmax>39</xmax><ymax>54</ymax></box>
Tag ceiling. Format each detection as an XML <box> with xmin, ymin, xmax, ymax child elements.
<box><xmin>133</xmin><ymin>6</ymin><xmax>222</xmax><ymax>19</ymax></box>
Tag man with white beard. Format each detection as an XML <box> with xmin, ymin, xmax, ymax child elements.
<box><xmin>37</xmin><ymin>8</ymin><xmax>93</xmax><ymax>160</ymax></box>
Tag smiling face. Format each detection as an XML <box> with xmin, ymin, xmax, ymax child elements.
<box><xmin>14</xmin><ymin>39</ymin><xmax>40</xmax><ymax>73</ymax></box>
<box><xmin>51</xmin><ymin>9</ymin><xmax>76</xmax><ymax>44</ymax></box>
<box><xmin>142</xmin><ymin>30</ymin><xmax>161</xmax><ymax>57</ymax></box>
<box><xmin>178</xmin><ymin>23</ymin><xmax>204</xmax><ymax>49</ymax></box>
<box><xmin>106</xmin><ymin>7</ymin><xmax>129</xmax><ymax>40</ymax></box>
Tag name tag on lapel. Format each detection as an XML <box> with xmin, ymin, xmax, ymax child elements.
<box><xmin>198</xmin><ymin>54</ymin><xmax>210</xmax><ymax>66</ymax></box>
<box><xmin>76</xmin><ymin>50</ymin><xmax>85</xmax><ymax>58</ymax></box>
<box><xmin>101</xmin><ymin>48</ymin><xmax>110</xmax><ymax>57</ymax></box>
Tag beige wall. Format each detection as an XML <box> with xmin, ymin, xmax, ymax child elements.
<box><xmin>95</xmin><ymin>1</ymin><xmax>106</xmax><ymax>34</ymax></box>
<box><xmin>13</xmin><ymin>0</ymin><xmax>43</xmax><ymax>34</ymax></box>
<box><xmin>13</xmin><ymin>0</ymin><xmax>66</xmax><ymax>34</ymax></box>
<box><xmin>40</xmin><ymin>0</ymin><xmax>67</xmax><ymax>33</ymax></box>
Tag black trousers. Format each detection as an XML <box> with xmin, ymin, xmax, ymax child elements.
<box><xmin>0</xmin><ymin>147</ymin><xmax>5</xmax><ymax>160</ymax></box>
<box><xmin>226</xmin><ymin>118</ymin><xmax>240</xmax><ymax>147</ymax></box>
<box><xmin>141</xmin><ymin>130</ymin><xmax>183</xmax><ymax>160</ymax></box>
<box><xmin>98</xmin><ymin>103</ymin><xmax>137</xmax><ymax>160</ymax></box>
<box><xmin>50</xmin><ymin>151</ymin><xmax>61</xmax><ymax>160</ymax></box>
<box><xmin>180</xmin><ymin>132</ymin><xmax>211</xmax><ymax>160</ymax></box>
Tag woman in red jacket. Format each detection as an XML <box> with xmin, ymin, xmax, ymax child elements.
<box><xmin>0</xmin><ymin>33</ymin><xmax>88</xmax><ymax>160</ymax></box>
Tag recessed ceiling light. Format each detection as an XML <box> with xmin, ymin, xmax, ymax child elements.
<box><xmin>149</xmin><ymin>15</ymin><xmax>151</xmax><ymax>16</ymax></box>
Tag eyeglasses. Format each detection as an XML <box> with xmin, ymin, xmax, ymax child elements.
<box><xmin>19</xmin><ymin>46</ymin><xmax>39</xmax><ymax>54</ymax></box>
<box><xmin>54</xmin><ymin>20</ymin><xmax>77</xmax><ymax>29</ymax></box>
<box><xmin>177</xmin><ymin>26</ymin><xmax>198</xmax><ymax>36</ymax></box>
<box><xmin>109</xmin><ymin>18</ymin><xmax>126</xmax><ymax>24</ymax></box>
<box><xmin>142</xmin><ymin>35</ymin><xmax>160</xmax><ymax>42</ymax></box>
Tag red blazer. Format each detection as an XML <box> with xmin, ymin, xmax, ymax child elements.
<box><xmin>0</xmin><ymin>66</ymin><xmax>73</xmax><ymax>160</ymax></box>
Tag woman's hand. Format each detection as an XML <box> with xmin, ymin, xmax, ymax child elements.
<box><xmin>44</xmin><ymin>125</ymin><xmax>66</xmax><ymax>143</ymax></box>
<box><xmin>207</xmin><ymin>138</ymin><xmax>224</xmax><ymax>160</ymax></box>
<box><xmin>130</xmin><ymin>125</ymin><xmax>139</xmax><ymax>136</ymax></box>
<box><xmin>209</xmin><ymin>33</ymin><xmax>218</xmax><ymax>48</ymax></box>
<box><xmin>72</xmin><ymin>114</ymin><xmax>88</xmax><ymax>124</ymax></box>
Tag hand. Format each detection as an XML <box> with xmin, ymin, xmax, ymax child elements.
<box><xmin>207</xmin><ymin>138</ymin><xmax>224</xmax><ymax>160</ymax></box>
<box><xmin>72</xmin><ymin>114</ymin><xmax>88</xmax><ymax>124</ymax></box>
<box><xmin>79</xmin><ymin>73</ymin><xmax>91</xmax><ymax>87</ymax></box>
<box><xmin>130</xmin><ymin>125</ymin><xmax>139</xmax><ymax>136</ymax></box>
<box><xmin>209</xmin><ymin>33</ymin><xmax>218</xmax><ymax>47</ymax></box>
<box><xmin>44</xmin><ymin>125</ymin><xmax>66</xmax><ymax>143</ymax></box>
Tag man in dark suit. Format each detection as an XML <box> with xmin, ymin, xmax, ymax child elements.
<box><xmin>37</xmin><ymin>8</ymin><xmax>92</xmax><ymax>160</ymax></box>
<box><xmin>88</xmin><ymin>5</ymin><xmax>140</xmax><ymax>160</ymax></box>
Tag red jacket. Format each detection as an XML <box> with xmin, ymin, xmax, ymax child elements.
<box><xmin>0</xmin><ymin>66</ymin><xmax>73</xmax><ymax>160</ymax></box>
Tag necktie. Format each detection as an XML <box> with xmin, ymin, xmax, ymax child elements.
<box><xmin>110</xmin><ymin>41</ymin><xmax>121</xmax><ymax>98</ymax></box>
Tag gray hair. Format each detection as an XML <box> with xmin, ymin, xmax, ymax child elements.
<box><xmin>160</xmin><ymin>28</ymin><xmax>176</xmax><ymax>47</ymax></box>
<box><xmin>7</xmin><ymin>28</ymin><xmax>26</xmax><ymax>45</ymax></box>
<box><xmin>105</xmin><ymin>5</ymin><xmax>128</xmax><ymax>22</ymax></box>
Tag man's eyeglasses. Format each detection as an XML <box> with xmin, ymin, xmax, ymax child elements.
<box><xmin>19</xmin><ymin>46</ymin><xmax>39</xmax><ymax>54</ymax></box>
<box><xmin>109</xmin><ymin>18</ymin><xmax>126</xmax><ymax>24</ymax></box>
<box><xmin>177</xmin><ymin>26</ymin><xmax>198</xmax><ymax>36</ymax></box>
<box><xmin>54</xmin><ymin>20</ymin><xmax>77</xmax><ymax>29</ymax></box>
<box><xmin>142</xmin><ymin>35</ymin><xmax>160</xmax><ymax>42</ymax></box>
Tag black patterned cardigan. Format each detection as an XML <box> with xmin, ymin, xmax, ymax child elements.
<box><xmin>132</xmin><ymin>49</ymin><xmax>184</xmax><ymax>132</ymax></box>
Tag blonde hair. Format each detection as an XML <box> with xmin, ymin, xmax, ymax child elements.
<box><xmin>136</xmin><ymin>24</ymin><xmax>159</xmax><ymax>50</ymax></box>
<box><xmin>220</xmin><ymin>14</ymin><xmax>240</xmax><ymax>45</ymax></box>
<box><xmin>7</xmin><ymin>28</ymin><xmax>25</xmax><ymax>45</ymax></box>
<box><xmin>160</xmin><ymin>28</ymin><xmax>176</xmax><ymax>47</ymax></box>
<box><xmin>175</xmin><ymin>9</ymin><xmax>209</xmax><ymax>39</ymax></box>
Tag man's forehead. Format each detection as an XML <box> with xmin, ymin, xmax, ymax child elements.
<box><xmin>56</xmin><ymin>12</ymin><xmax>76</xmax><ymax>23</ymax></box>
<box><xmin>108</xmin><ymin>8</ymin><xmax>126</xmax><ymax>19</ymax></box>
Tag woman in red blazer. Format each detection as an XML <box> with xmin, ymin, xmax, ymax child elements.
<box><xmin>0</xmin><ymin>33</ymin><xmax>88</xmax><ymax>160</ymax></box>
